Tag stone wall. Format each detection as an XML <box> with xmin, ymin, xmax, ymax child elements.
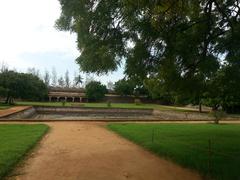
<box><xmin>35</xmin><ymin>106</ymin><xmax>153</xmax><ymax>116</ymax></box>
<box><xmin>2</xmin><ymin>107</ymin><xmax>36</xmax><ymax>119</ymax></box>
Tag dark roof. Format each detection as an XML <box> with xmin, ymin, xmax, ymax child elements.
<box><xmin>49</xmin><ymin>87</ymin><xmax>85</xmax><ymax>93</ymax></box>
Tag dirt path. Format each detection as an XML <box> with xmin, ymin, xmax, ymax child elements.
<box><xmin>8</xmin><ymin>122</ymin><xmax>201</xmax><ymax>180</ymax></box>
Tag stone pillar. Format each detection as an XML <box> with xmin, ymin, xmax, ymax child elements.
<box><xmin>49</xmin><ymin>96</ymin><xmax>52</xmax><ymax>102</ymax></box>
<box><xmin>57</xmin><ymin>97</ymin><xmax>60</xmax><ymax>102</ymax></box>
<box><xmin>80</xmin><ymin>97</ymin><xmax>82</xmax><ymax>102</ymax></box>
<box><xmin>72</xmin><ymin>97</ymin><xmax>75</xmax><ymax>102</ymax></box>
<box><xmin>65</xmin><ymin>97</ymin><xmax>67</xmax><ymax>102</ymax></box>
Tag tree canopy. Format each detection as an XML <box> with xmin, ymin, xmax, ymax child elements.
<box><xmin>56</xmin><ymin>0</ymin><xmax>240</xmax><ymax>112</ymax></box>
<box><xmin>85</xmin><ymin>81</ymin><xmax>107</xmax><ymax>101</ymax></box>
<box><xmin>114</xmin><ymin>79</ymin><xmax>135</xmax><ymax>96</ymax></box>
<box><xmin>0</xmin><ymin>70</ymin><xmax>48</xmax><ymax>104</ymax></box>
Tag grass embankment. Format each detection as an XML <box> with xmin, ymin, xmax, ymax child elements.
<box><xmin>108</xmin><ymin>123</ymin><xmax>240</xmax><ymax>180</ymax></box>
<box><xmin>16</xmin><ymin>101</ymin><xmax>199</xmax><ymax>113</ymax></box>
<box><xmin>0</xmin><ymin>124</ymin><xmax>49</xmax><ymax>179</ymax></box>
<box><xmin>0</xmin><ymin>103</ymin><xmax>12</xmax><ymax>110</ymax></box>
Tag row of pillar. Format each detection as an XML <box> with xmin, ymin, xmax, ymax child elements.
<box><xmin>49</xmin><ymin>96</ymin><xmax>83</xmax><ymax>102</ymax></box>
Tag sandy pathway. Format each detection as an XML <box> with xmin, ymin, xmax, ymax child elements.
<box><xmin>8</xmin><ymin>122</ymin><xmax>201</xmax><ymax>180</ymax></box>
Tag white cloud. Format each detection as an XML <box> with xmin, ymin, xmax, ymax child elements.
<box><xmin>0</xmin><ymin>0</ymin><xmax>78</xmax><ymax>63</ymax></box>
<box><xmin>0</xmin><ymin>0</ymin><xmax>124</xmax><ymax>84</ymax></box>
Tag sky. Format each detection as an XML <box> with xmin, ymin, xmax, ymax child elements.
<box><xmin>0</xmin><ymin>0</ymin><xmax>124</xmax><ymax>85</ymax></box>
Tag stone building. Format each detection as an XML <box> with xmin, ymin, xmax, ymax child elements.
<box><xmin>48</xmin><ymin>88</ymin><xmax>87</xmax><ymax>102</ymax></box>
<box><xmin>48</xmin><ymin>87</ymin><xmax>150</xmax><ymax>103</ymax></box>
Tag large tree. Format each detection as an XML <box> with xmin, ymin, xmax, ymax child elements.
<box><xmin>43</xmin><ymin>69</ymin><xmax>51</xmax><ymax>87</ymax></box>
<box><xmin>0</xmin><ymin>70</ymin><xmax>48</xmax><ymax>104</ymax></box>
<box><xmin>56</xmin><ymin>0</ymin><xmax>240</xmax><ymax>111</ymax></box>
<box><xmin>73</xmin><ymin>72</ymin><xmax>83</xmax><ymax>87</ymax></box>
<box><xmin>64</xmin><ymin>70</ymin><xmax>70</xmax><ymax>88</ymax></box>
<box><xmin>114</xmin><ymin>79</ymin><xmax>135</xmax><ymax>96</ymax></box>
<box><xmin>85</xmin><ymin>81</ymin><xmax>107</xmax><ymax>101</ymax></box>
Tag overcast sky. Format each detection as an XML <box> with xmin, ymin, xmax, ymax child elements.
<box><xmin>0</xmin><ymin>0</ymin><xmax>124</xmax><ymax>85</ymax></box>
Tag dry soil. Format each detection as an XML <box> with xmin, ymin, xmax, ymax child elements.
<box><xmin>7</xmin><ymin>122</ymin><xmax>201</xmax><ymax>180</ymax></box>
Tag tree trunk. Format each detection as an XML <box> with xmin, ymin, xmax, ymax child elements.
<box><xmin>5</xmin><ymin>95</ymin><xmax>10</xmax><ymax>104</ymax></box>
<box><xmin>4</xmin><ymin>95</ymin><xmax>14</xmax><ymax>105</ymax></box>
<box><xmin>9</xmin><ymin>97</ymin><xmax>14</xmax><ymax>105</ymax></box>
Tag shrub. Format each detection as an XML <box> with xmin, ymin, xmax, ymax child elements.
<box><xmin>107</xmin><ymin>101</ymin><xmax>111</xmax><ymax>108</ymax></box>
<box><xmin>85</xmin><ymin>81</ymin><xmax>107</xmax><ymax>102</ymax></box>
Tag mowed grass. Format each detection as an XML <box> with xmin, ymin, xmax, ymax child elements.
<box><xmin>0</xmin><ymin>124</ymin><xmax>49</xmax><ymax>179</ymax></box>
<box><xmin>108</xmin><ymin>123</ymin><xmax>240</xmax><ymax>180</ymax></box>
<box><xmin>16</xmin><ymin>101</ymin><xmax>199</xmax><ymax>113</ymax></box>
<box><xmin>0</xmin><ymin>103</ymin><xmax>12</xmax><ymax>110</ymax></box>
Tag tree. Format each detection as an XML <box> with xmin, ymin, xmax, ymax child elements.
<box><xmin>0</xmin><ymin>70</ymin><xmax>48</xmax><ymax>104</ymax></box>
<box><xmin>85</xmin><ymin>81</ymin><xmax>107</xmax><ymax>101</ymax></box>
<box><xmin>58</xmin><ymin>76</ymin><xmax>65</xmax><ymax>87</ymax></box>
<box><xmin>114</xmin><ymin>79</ymin><xmax>135</xmax><ymax>96</ymax></box>
<box><xmin>144</xmin><ymin>78</ymin><xmax>174</xmax><ymax>104</ymax></box>
<box><xmin>73</xmin><ymin>72</ymin><xmax>83</xmax><ymax>87</ymax></box>
<box><xmin>0</xmin><ymin>62</ymin><xmax>8</xmax><ymax>73</ymax></box>
<box><xmin>56</xmin><ymin>1</ymin><xmax>240</xmax><ymax>110</ymax></box>
<box><xmin>51</xmin><ymin>67</ymin><xmax>57</xmax><ymax>87</ymax></box>
<box><xmin>203</xmin><ymin>63</ymin><xmax>240</xmax><ymax>113</ymax></box>
<box><xmin>27</xmin><ymin>67</ymin><xmax>40</xmax><ymax>78</ymax></box>
<box><xmin>65</xmin><ymin>70</ymin><xmax>70</xmax><ymax>88</ymax></box>
<box><xmin>43</xmin><ymin>70</ymin><xmax>51</xmax><ymax>87</ymax></box>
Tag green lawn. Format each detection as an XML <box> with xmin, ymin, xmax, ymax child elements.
<box><xmin>0</xmin><ymin>124</ymin><xmax>49</xmax><ymax>179</ymax></box>
<box><xmin>15</xmin><ymin>101</ymin><xmax>199</xmax><ymax>113</ymax></box>
<box><xmin>108</xmin><ymin>123</ymin><xmax>240</xmax><ymax>180</ymax></box>
<box><xmin>0</xmin><ymin>103</ymin><xmax>12</xmax><ymax>110</ymax></box>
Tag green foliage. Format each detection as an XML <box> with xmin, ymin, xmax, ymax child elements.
<box><xmin>108</xmin><ymin>123</ymin><xmax>240</xmax><ymax>180</ymax></box>
<box><xmin>203</xmin><ymin>63</ymin><xmax>240</xmax><ymax>113</ymax></box>
<box><xmin>0</xmin><ymin>103</ymin><xmax>12</xmax><ymax>110</ymax></box>
<box><xmin>0</xmin><ymin>86</ymin><xmax>7</xmax><ymax>97</ymax></box>
<box><xmin>56</xmin><ymin>0</ymin><xmax>240</xmax><ymax>111</ymax></box>
<box><xmin>85</xmin><ymin>81</ymin><xmax>107</xmax><ymax>101</ymax></box>
<box><xmin>114</xmin><ymin>79</ymin><xmax>135</xmax><ymax>96</ymax></box>
<box><xmin>0</xmin><ymin>70</ymin><xmax>48</xmax><ymax>104</ymax></box>
<box><xmin>144</xmin><ymin>78</ymin><xmax>175</xmax><ymax>104</ymax></box>
<box><xmin>107</xmin><ymin>101</ymin><xmax>111</xmax><ymax>108</ymax></box>
<box><xmin>0</xmin><ymin>124</ymin><xmax>48</xmax><ymax>179</ymax></box>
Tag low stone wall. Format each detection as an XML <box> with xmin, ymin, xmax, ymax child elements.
<box><xmin>2</xmin><ymin>107</ymin><xmax>36</xmax><ymax>119</ymax></box>
<box><xmin>1</xmin><ymin>106</ymin><xmax>217</xmax><ymax>121</ymax></box>
<box><xmin>153</xmin><ymin>110</ymin><xmax>213</xmax><ymax>120</ymax></box>
<box><xmin>35</xmin><ymin>106</ymin><xmax>153</xmax><ymax>116</ymax></box>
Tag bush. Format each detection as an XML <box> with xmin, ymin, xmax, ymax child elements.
<box><xmin>107</xmin><ymin>101</ymin><xmax>111</xmax><ymax>108</ymax></box>
<box><xmin>114</xmin><ymin>79</ymin><xmax>135</xmax><ymax>96</ymax></box>
<box><xmin>85</xmin><ymin>81</ymin><xmax>107</xmax><ymax>101</ymax></box>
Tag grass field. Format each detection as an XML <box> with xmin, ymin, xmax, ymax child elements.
<box><xmin>108</xmin><ymin>123</ymin><xmax>240</xmax><ymax>180</ymax></box>
<box><xmin>0</xmin><ymin>124</ymin><xmax>49</xmax><ymax>179</ymax></box>
<box><xmin>15</xmin><ymin>101</ymin><xmax>200</xmax><ymax>112</ymax></box>
<box><xmin>0</xmin><ymin>103</ymin><xmax>12</xmax><ymax>110</ymax></box>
